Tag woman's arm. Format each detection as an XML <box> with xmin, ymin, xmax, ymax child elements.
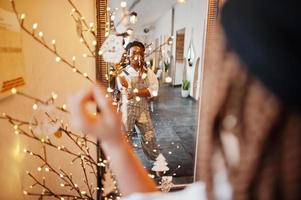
<box><xmin>68</xmin><ymin>85</ymin><xmax>158</xmax><ymax>195</ymax></box>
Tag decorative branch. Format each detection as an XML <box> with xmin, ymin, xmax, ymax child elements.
<box><xmin>10</xmin><ymin>0</ymin><xmax>95</xmax><ymax>84</ymax></box>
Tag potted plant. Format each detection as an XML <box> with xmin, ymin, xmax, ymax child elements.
<box><xmin>181</xmin><ymin>80</ymin><xmax>190</xmax><ymax>98</ymax></box>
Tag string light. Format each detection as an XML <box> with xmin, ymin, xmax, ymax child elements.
<box><xmin>55</xmin><ymin>57</ymin><xmax>61</xmax><ymax>62</ymax></box>
<box><xmin>32</xmin><ymin>23</ymin><xmax>38</xmax><ymax>30</ymax></box>
<box><xmin>11</xmin><ymin>87</ymin><xmax>17</xmax><ymax>94</ymax></box>
<box><xmin>92</xmin><ymin>40</ymin><xmax>97</xmax><ymax>46</ymax></box>
<box><xmin>135</xmin><ymin>96</ymin><xmax>141</xmax><ymax>102</ymax></box>
<box><xmin>51</xmin><ymin>92</ymin><xmax>58</xmax><ymax>99</ymax></box>
<box><xmin>38</xmin><ymin>31</ymin><xmax>43</xmax><ymax>37</ymax></box>
<box><xmin>120</xmin><ymin>1</ymin><xmax>127</xmax><ymax>8</ymax></box>
<box><xmin>32</xmin><ymin>103</ymin><xmax>38</xmax><ymax>110</ymax></box>
<box><xmin>165</xmin><ymin>76</ymin><xmax>172</xmax><ymax>83</ymax></box>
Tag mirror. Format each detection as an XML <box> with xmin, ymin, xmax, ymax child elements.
<box><xmin>107</xmin><ymin>0</ymin><xmax>207</xmax><ymax>189</ymax></box>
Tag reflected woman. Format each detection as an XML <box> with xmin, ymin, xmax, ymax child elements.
<box><xmin>117</xmin><ymin>41</ymin><xmax>160</xmax><ymax>161</ymax></box>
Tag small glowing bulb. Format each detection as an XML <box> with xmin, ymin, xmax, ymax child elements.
<box><xmin>23</xmin><ymin>191</ymin><xmax>28</xmax><ymax>195</ymax></box>
<box><xmin>20</xmin><ymin>13</ymin><xmax>26</xmax><ymax>19</ymax></box>
<box><xmin>55</xmin><ymin>57</ymin><xmax>61</xmax><ymax>62</ymax></box>
<box><xmin>120</xmin><ymin>1</ymin><xmax>127</xmax><ymax>8</ymax></box>
<box><xmin>60</xmin><ymin>174</ymin><xmax>64</xmax><ymax>178</ymax></box>
<box><xmin>13</xmin><ymin>125</ymin><xmax>18</xmax><ymax>130</ymax></box>
<box><xmin>51</xmin><ymin>92</ymin><xmax>58</xmax><ymax>99</ymax></box>
<box><xmin>45</xmin><ymin>167</ymin><xmax>49</xmax><ymax>172</ymax></box>
<box><xmin>133</xmin><ymin>88</ymin><xmax>139</xmax><ymax>93</ymax></box>
<box><xmin>62</xmin><ymin>104</ymin><xmax>67</xmax><ymax>110</ymax></box>
<box><xmin>32</xmin><ymin>23</ymin><xmax>38</xmax><ymax>30</ymax></box>
<box><xmin>107</xmin><ymin>87</ymin><xmax>114</xmax><ymax>93</ymax></box>
<box><xmin>72</xmin><ymin>68</ymin><xmax>77</xmax><ymax>72</ymax></box>
<box><xmin>92</xmin><ymin>40</ymin><xmax>97</xmax><ymax>46</ymax></box>
<box><xmin>83</xmin><ymin>73</ymin><xmax>88</xmax><ymax>77</ymax></box>
<box><xmin>72</xmin><ymin>56</ymin><xmax>76</xmax><ymax>61</ymax></box>
<box><xmin>98</xmin><ymin>50</ymin><xmax>103</xmax><ymax>55</ymax></box>
<box><xmin>14</xmin><ymin>130</ymin><xmax>19</xmax><ymax>135</ymax></box>
<box><xmin>11</xmin><ymin>87</ymin><xmax>17</xmax><ymax>94</ymax></box>
<box><xmin>89</xmin><ymin>22</ymin><xmax>94</xmax><ymax>27</ymax></box>
<box><xmin>32</xmin><ymin>104</ymin><xmax>38</xmax><ymax>110</ymax></box>
<box><xmin>141</xmin><ymin>73</ymin><xmax>147</xmax><ymax>79</ymax></box>
<box><xmin>52</xmin><ymin>39</ymin><xmax>56</xmax><ymax>45</ymax></box>
<box><xmin>60</xmin><ymin>183</ymin><xmax>65</xmax><ymax>187</ymax></box>
<box><xmin>135</xmin><ymin>96</ymin><xmax>141</xmax><ymax>102</ymax></box>
<box><xmin>38</xmin><ymin>31</ymin><xmax>43</xmax><ymax>37</ymax></box>
<box><xmin>105</xmin><ymin>32</ymin><xmax>109</xmax><ymax>37</ymax></box>
<box><xmin>165</xmin><ymin>76</ymin><xmax>172</xmax><ymax>83</ymax></box>
<box><xmin>82</xmin><ymin>53</ymin><xmax>88</xmax><ymax>58</ymax></box>
<box><xmin>41</xmin><ymin>138</ymin><xmax>45</xmax><ymax>143</ymax></box>
<box><xmin>110</xmin><ymin>15</ymin><xmax>115</xmax><ymax>21</ymax></box>
<box><xmin>71</xmin><ymin>8</ymin><xmax>76</xmax><ymax>12</ymax></box>
<box><xmin>37</xmin><ymin>167</ymin><xmax>42</xmax><ymax>171</ymax></box>
<box><xmin>168</xmin><ymin>151</ymin><xmax>172</xmax><ymax>154</ymax></box>
<box><xmin>106</xmin><ymin>7</ymin><xmax>111</xmax><ymax>11</ymax></box>
<box><xmin>152</xmin><ymin>91</ymin><xmax>158</xmax><ymax>97</ymax></box>
<box><xmin>23</xmin><ymin>149</ymin><xmax>27</xmax><ymax>153</ymax></box>
<box><xmin>79</xmin><ymin>38</ymin><xmax>84</xmax><ymax>43</ymax></box>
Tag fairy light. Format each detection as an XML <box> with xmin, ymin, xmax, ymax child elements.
<box><xmin>92</xmin><ymin>40</ymin><xmax>97</xmax><ymax>46</ymax></box>
<box><xmin>45</xmin><ymin>167</ymin><xmax>49</xmax><ymax>172</ymax></box>
<box><xmin>83</xmin><ymin>73</ymin><xmax>88</xmax><ymax>77</ymax></box>
<box><xmin>32</xmin><ymin>103</ymin><xmax>38</xmax><ymax>110</ymax></box>
<box><xmin>37</xmin><ymin>167</ymin><xmax>42</xmax><ymax>172</ymax></box>
<box><xmin>98</xmin><ymin>50</ymin><xmax>103</xmax><ymax>55</ymax></box>
<box><xmin>11</xmin><ymin>87</ymin><xmax>17</xmax><ymax>94</ymax></box>
<box><xmin>38</xmin><ymin>31</ymin><xmax>43</xmax><ymax>37</ymax></box>
<box><xmin>62</xmin><ymin>104</ymin><xmax>67</xmax><ymax>110</ymax></box>
<box><xmin>51</xmin><ymin>92</ymin><xmax>58</xmax><ymax>99</ymax></box>
<box><xmin>89</xmin><ymin>22</ymin><xmax>94</xmax><ymax>28</ymax></box>
<box><xmin>133</xmin><ymin>88</ymin><xmax>139</xmax><ymax>93</ymax></box>
<box><xmin>20</xmin><ymin>13</ymin><xmax>26</xmax><ymax>19</ymax></box>
<box><xmin>107</xmin><ymin>87</ymin><xmax>114</xmax><ymax>93</ymax></box>
<box><xmin>135</xmin><ymin>96</ymin><xmax>141</xmax><ymax>102</ymax></box>
<box><xmin>152</xmin><ymin>91</ymin><xmax>158</xmax><ymax>97</ymax></box>
<box><xmin>79</xmin><ymin>38</ymin><xmax>84</xmax><ymax>43</ymax></box>
<box><xmin>55</xmin><ymin>56</ymin><xmax>61</xmax><ymax>62</ymax></box>
<box><xmin>13</xmin><ymin>125</ymin><xmax>18</xmax><ymax>130</ymax></box>
<box><xmin>106</xmin><ymin>7</ymin><xmax>111</xmax><ymax>11</ymax></box>
<box><xmin>23</xmin><ymin>191</ymin><xmax>28</xmax><ymax>195</ymax></box>
<box><xmin>120</xmin><ymin>1</ymin><xmax>127</xmax><ymax>8</ymax></box>
<box><xmin>82</xmin><ymin>53</ymin><xmax>88</xmax><ymax>58</ymax></box>
<box><xmin>72</xmin><ymin>68</ymin><xmax>77</xmax><ymax>72</ymax></box>
<box><xmin>168</xmin><ymin>151</ymin><xmax>172</xmax><ymax>155</ymax></box>
<box><xmin>60</xmin><ymin>183</ymin><xmax>65</xmax><ymax>187</ymax></box>
<box><xmin>32</xmin><ymin>23</ymin><xmax>38</xmax><ymax>30</ymax></box>
<box><xmin>165</xmin><ymin>76</ymin><xmax>172</xmax><ymax>83</ymax></box>
<box><xmin>141</xmin><ymin>73</ymin><xmax>147</xmax><ymax>79</ymax></box>
<box><xmin>52</xmin><ymin>39</ymin><xmax>56</xmax><ymax>45</ymax></box>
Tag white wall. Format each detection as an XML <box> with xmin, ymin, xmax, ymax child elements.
<box><xmin>149</xmin><ymin>0</ymin><xmax>208</xmax><ymax>99</ymax></box>
<box><xmin>0</xmin><ymin>0</ymin><xmax>96</xmax><ymax>199</ymax></box>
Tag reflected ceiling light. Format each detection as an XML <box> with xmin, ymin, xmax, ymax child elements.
<box><xmin>129</xmin><ymin>12</ymin><xmax>138</xmax><ymax>24</ymax></box>
<box><xmin>120</xmin><ymin>1</ymin><xmax>127</xmax><ymax>8</ymax></box>
<box><xmin>177</xmin><ymin>0</ymin><xmax>187</xmax><ymax>3</ymax></box>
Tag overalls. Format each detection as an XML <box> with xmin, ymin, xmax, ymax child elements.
<box><xmin>123</xmin><ymin>73</ymin><xmax>160</xmax><ymax>161</ymax></box>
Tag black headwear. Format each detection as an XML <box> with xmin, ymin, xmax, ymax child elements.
<box><xmin>221</xmin><ymin>0</ymin><xmax>301</xmax><ymax>110</ymax></box>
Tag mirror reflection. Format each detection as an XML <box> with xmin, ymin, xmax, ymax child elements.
<box><xmin>108</xmin><ymin>0</ymin><xmax>206</xmax><ymax>187</ymax></box>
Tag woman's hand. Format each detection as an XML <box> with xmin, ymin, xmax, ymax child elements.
<box><xmin>68</xmin><ymin>85</ymin><xmax>123</xmax><ymax>145</ymax></box>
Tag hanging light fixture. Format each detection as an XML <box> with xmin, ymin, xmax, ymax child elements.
<box><xmin>129</xmin><ymin>12</ymin><xmax>138</xmax><ymax>24</ymax></box>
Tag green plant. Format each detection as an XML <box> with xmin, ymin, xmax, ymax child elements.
<box><xmin>164</xmin><ymin>61</ymin><xmax>170</xmax><ymax>72</ymax></box>
<box><xmin>182</xmin><ymin>80</ymin><xmax>190</xmax><ymax>90</ymax></box>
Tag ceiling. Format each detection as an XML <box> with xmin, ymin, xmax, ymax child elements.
<box><xmin>109</xmin><ymin>0</ymin><xmax>179</xmax><ymax>32</ymax></box>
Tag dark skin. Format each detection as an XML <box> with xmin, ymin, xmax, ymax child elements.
<box><xmin>119</xmin><ymin>45</ymin><xmax>152</xmax><ymax>99</ymax></box>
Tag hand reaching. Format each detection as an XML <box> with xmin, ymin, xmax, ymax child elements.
<box><xmin>68</xmin><ymin>85</ymin><xmax>123</xmax><ymax>145</ymax></box>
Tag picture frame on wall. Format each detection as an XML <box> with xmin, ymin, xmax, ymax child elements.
<box><xmin>0</xmin><ymin>7</ymin><xmax>25</xmax><ymax>99</ymax></box>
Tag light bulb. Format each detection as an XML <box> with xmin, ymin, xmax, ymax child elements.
<box><xmin>20</xmin><ymin>13</ymin><xmax>26</xmax><ymax>19</ymax></box>
<box><xmin>11</xmin><ymin>87</ymin><xmax>17</xmax><ymax>94</ymax></box>
<box><xmin>55</xmin><ymin>57</ymin><xmax>61</xmax><ymax>62</ymax></box>
<box><xmin>120</xmin><ymin>1</ymin><xmax>127</xmax><ymax>8</ymax></box>
<box><xmin>32</xmin><ymin>23</ymin><xmax>38</xmax><ymax>30</ymax></box>
<box><xmin>165</xmin><ymin>76</ymin><xmax>172</xmax><ymax>83</ymax></box>
<box><xmin>38</xmin><ymin>31</ymin><xmax>43</xmax><ymax>37</ymax></box>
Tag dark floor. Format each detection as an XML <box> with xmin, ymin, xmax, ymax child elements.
<box><xmin>132</xmin><ymin>83</ymin><xmax>198</xmax><ymax>185</ymax></box>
